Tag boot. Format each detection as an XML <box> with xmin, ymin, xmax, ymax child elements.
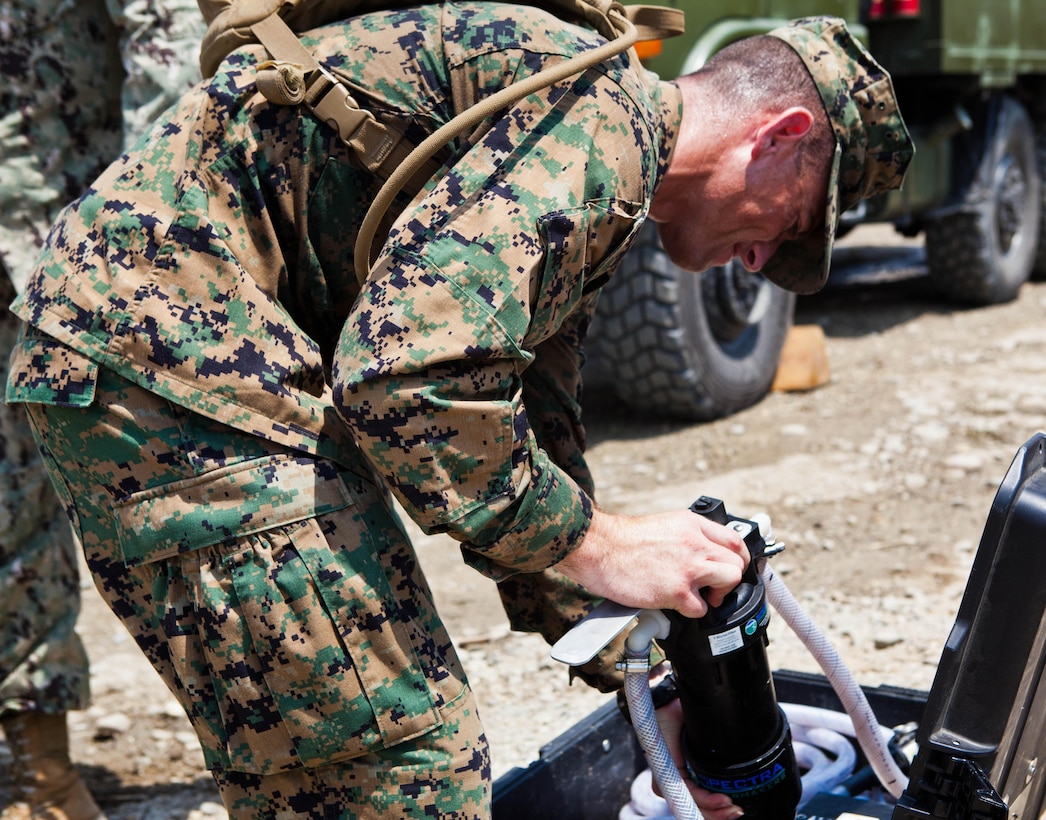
<box><xmin>0</xmin><ymin>712</ymin><xmax>107</xmax><ymax>820</ymax></box>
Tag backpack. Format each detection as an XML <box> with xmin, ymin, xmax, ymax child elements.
<box><xmin>195</xmin><ymin>0</ymin><xmax>685</xmax><ymax>280</ymax></box>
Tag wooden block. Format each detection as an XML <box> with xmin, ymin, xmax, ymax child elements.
<box><xmin>771</xmin><ymin>324</ymin><xmax>831</xmax><ymax>392</ymax></box>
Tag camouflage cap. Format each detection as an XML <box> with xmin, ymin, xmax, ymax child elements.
<box><xmin>759</xmin><ymin>16</ymin><xmax>914</xmax><ymax>295</ymax></box>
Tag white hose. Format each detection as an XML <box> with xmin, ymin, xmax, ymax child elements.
<box><xmin>622</xmin><ymin>610</ymin><xmax>703</xmax><ymax>820</ymax></box>
<box><xmin>783</xmin><ymin>702</ymin><xmax>894</xmax><ymax>745</ymax></box>
<box><xmin>624</xmin><ymin>657</ymin><xmax>702</xmax><ymax>819</ymax></box>
<box><xmin>761</xmin><ymin>562</ymin><xmax>909</xmax><ymax>798</ymax></box>
<box><xmin>791</xmin><ymin>724</ymin><xmax>858</xmax><ymax>805</ymax></box>
<box><xmin>793</xmin><ymin>740</ymin><xmax>830</xmax><ymax>779</ymax></box>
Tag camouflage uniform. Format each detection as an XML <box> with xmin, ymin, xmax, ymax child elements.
<box><xmin>0</xmin><ymin>0</ymin><xmax>203</xmax><ymax>719</ymax></box>
<box><xmin>6</xmin><ymin>2</ymin><xmax>676</xmax><ymax>815</ymax></box>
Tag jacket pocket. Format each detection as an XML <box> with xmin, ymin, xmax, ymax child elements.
<box><xmin>6</xmin><ymin>334</ymin><xmax>98</xmax><ymax>408</ymax></box>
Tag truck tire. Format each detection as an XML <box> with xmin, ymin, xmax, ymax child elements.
<box><xmin>1033</xmin><ymin>100</ymin><xmax>1046</xmax><ymax>281</ymax></box>
<box><xmin>924</xmin><ymin>95</ymin><xmax>1041</xmax><ymax>305</ymax></box>
<box><xmin>585</xmin><ymin>222</ymin><xmax>795</xmax><ymax>422</ymax></box>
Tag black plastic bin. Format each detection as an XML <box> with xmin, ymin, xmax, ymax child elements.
<box><xmin>493</xmin><ymin>433</ymin><xmax>1046</xmax><ymax>820</ymax></box>
<box><xmin>491</xmin><ymin>671</ymin><xmax>928</xmax><ymax>820</ymax></box>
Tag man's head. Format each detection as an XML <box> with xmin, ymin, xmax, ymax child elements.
<box><xmin>761</xmin><ymin>16</ymin><xmax>914</xmax><ymax>293</ymax></box>
<box><xmin>652</xmin><ymin>16</ymin><xmax>913</xmax><ymax>294</ymax></box>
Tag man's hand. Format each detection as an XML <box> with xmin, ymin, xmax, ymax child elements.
<box><xmin>655</xmin><ymin>698</ymin><xmax>744</xmax><ymax>820</ymax></box>
<box><xmin>555</xmin><ymin>508</ymin><xmax>749</xmax><ymax>618</ymax></box>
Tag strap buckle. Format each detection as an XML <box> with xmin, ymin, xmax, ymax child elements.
<box><xmin>305</xmin><ymin>66</ymin><xmax>399</xmax><ymax>172</ymax></box>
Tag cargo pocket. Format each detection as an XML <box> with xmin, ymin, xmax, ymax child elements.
<box><xmin>114</xmin><ymin>455</ymin><xmax>444</xmax><ymax>773</ymax></box>
<box><xmin>112</xmin><ymin>453</ymin><xmax>354</xmax><ymax>566</ymax></box>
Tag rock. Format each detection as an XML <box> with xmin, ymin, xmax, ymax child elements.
<box><xmin>771</xmin><ymin>325</ymin><xmax>831</xmax><ymax>393</ymax></box>
<box><xmin>904</xmin><ymin>473</ymin><xmax>928</xmax><ymax>490</ymax></box>
<box><xmin>93</xmin><ymin>712</ymin><xmax>133</xmax><ymax>739</ymax></box>
<box><xmin>944</xmin><ymin>453</ymin><xmax>984</xmax><ymax>472</ymax></box>
<box><xmin>911</xmin><ymin>422</ymin><xmax>950</xmax><ymax>443</ymax></box>
<box><xmin>874</xmin><ymin>633</ymin><xmax>905</xmax><ymax>650</ymax></box>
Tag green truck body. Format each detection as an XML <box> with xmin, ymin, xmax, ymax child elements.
<box><xmin>646</xmin><ymin>1</ymin><xmax>1046</xmax><ymax>80</ymax></box>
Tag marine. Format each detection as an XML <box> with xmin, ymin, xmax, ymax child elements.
<box><xmin>5</xmin><ymin>2</ymin><xmax>912</xmax><ymax>817</ymax></box>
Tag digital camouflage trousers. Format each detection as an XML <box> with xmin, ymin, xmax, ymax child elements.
<box><xmin>11</xmin><ymin>333</ymin><xmax>490</xmax><ymax>819</ymax></box>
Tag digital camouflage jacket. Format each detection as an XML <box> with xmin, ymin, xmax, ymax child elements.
<box><xmin>10</xmin><ymin>0</ymin><xmax>681</xmax><ymax>580</ymax></box>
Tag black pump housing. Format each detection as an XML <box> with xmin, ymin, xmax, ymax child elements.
<box><xmin>658</xmin><ymin>496</ymin><xmax>802</xmax><ymax>820</ymax></box>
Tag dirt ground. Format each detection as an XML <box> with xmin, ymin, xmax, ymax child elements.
<box><xmin>5</xmin><ymin>226</ymin><xmax>1046</xmax><ymax>818</ymax></box>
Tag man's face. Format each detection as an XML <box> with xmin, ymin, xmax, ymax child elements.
<box><xmin>652</xmin><ymin>143</ymin><xmax>828</xmax><ymax>277</ymax></box>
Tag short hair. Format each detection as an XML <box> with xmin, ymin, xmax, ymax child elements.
<box><xmin>696</xmin><ymin>36</ymin><xmax>835</xmax><ymax>174</ymax></box>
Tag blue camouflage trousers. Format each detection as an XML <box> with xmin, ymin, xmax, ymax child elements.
<box><xmin>11</xmin><ymin>334</ymin><xmax>491</xmax><ymax>819</ymax></box>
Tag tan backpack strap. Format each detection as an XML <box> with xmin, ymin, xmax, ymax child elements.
<box><xmin>353</xmin><ymin>3</ymin><xmax>648</xmax><ymax>282</ymax></box>
<box><xmin>251</xmin><ymin>13</ymin><xmax>401</xmax><ymax>172</ymax></box>
<box><xmin>250</xmin><ymin>12</ymin><xmax>442</xmax><ymax>191</ymax></box>
<box><xmin>250</xmin><ymin>11</ymin><xmax>321</xmax><ymax>70</ymax></box>
<box><xmin>622</xmin><ymin>4</ymin><xmax>685</xmax><ymax>41</ymax></box>
<box><xmin>549</xmin><ymin>0</ymin><xmax>684</xmax><ymax>43</ymax></box>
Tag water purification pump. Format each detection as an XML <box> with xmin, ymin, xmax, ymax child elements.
<box><xmin>659</xmin><ymin>496</ymin><xmax>802</xmax><ymax>819</ymax></box>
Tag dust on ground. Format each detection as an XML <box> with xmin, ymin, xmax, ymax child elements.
<box><xmin>5</xmin><ymin>226</ymin><xmax>1046</xmax><ymax>817</ymax></box>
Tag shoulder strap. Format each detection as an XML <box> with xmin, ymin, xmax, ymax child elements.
<box><xmin>251</xmin><ymin>13</ymin><xmax>439</xmax><ymax>185</ymax></box>
<box><xmin>201</xmin><ymin>1</ymin><xmax>685</xmax><ymax>284</ymax></box>
<box><xmin>352</xmin><ymin>2</ymin><xmax>682</xmax><ymax>281</ymax></box>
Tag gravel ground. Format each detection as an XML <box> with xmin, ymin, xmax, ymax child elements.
<box><xmin>4</xmin><ymin>227</ymin><xmax>1046</xmax><ymax>817</ymax></box>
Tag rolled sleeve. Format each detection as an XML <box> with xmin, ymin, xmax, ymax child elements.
<box><xmin>459</xmin><ymin>445</ymin><xmax>594</xmax><ymax>579</ymax></box>
<box><xmin>333</xmin><ymin>243</ymin><xmax>594</xmax><ymax>579</ymax></box>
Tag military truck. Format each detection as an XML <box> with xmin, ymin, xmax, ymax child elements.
<box><xmin>586</xmin><ymin>0</ymin><xmax>1046</xmax><ymax>420</ymax></box>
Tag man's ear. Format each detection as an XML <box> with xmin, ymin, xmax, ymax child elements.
<box><xmin>752</xmin><ymin>107</ymin><xmax>815</xmax><ymax>158</ymax></box>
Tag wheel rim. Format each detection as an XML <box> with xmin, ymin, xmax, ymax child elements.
<box><xmin>995</xmin><ymin>153</ymin><xmax>1029</xmax><ymax>256</ymax></box>
<box><xmin>700</xmin><ymin>261</ymin><xmax>773</xmax><ymax>345</ymax></box>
